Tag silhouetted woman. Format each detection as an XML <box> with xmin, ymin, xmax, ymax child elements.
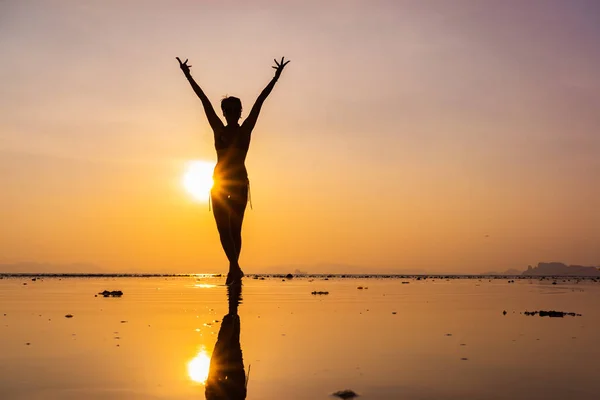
<box><xmin>177</xmin><ymin>56</ymin><xmax>290</xmax><ymax>285</ymax></box>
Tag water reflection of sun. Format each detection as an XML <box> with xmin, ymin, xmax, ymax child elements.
<box><xmin>188</xmin><ymin>347</ymin><xmax>211</xmax><ymax>384</ymax></box>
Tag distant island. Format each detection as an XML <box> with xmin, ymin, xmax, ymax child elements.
<box><xmin>522</xmin><ymin>262</ymin><xmax>600</xmax><ymax>277</ymax></box>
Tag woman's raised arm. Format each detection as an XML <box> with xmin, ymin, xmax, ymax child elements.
<box><xmin>177</xmin><ymin>57</ymin><xmax>224</xmax><ymax>131</ymax></box>
<box><xmin>242</xmin><ymin>57</ymin><xmax>290</xmax><ymax>132</ymax></box>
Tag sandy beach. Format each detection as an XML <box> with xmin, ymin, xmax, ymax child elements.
<box><xmin>1</xmin><ymin>275</ymin><xmax>599</xmax><ymax>399</ymax></box>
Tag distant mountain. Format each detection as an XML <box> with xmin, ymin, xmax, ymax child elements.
<box><xmin>481</xmin><ymin>268</ymin><xmax>523</xmax><ymax>276</ymax></box>
<box><xmin>522</xmin><ymin>262</ymin><xmax>600</xmax><ymax>277</ymax></box>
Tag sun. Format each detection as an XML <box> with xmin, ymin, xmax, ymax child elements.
<box><xmin>183</xmin><ymin>160</ymin><xmax>215</xmax><ymax>202</ymax></box>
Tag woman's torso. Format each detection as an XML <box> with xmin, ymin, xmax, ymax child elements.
<box><xmin>213</xmin><ymin>124</ymin><xmax>251</xmax><ymax>183</ymax></box>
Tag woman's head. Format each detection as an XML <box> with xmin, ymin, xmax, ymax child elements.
<box><xmin>221</xmin><ymin>96</ymin><xmax>242</xmax><ymax>124</ymax></box>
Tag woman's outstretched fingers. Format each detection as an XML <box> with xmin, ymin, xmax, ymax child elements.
<box><xmin>272</xmin><ymin>56</ymin><xmax>290</xmax><ymax>77</ymax></box>
<box><xmin>177</xmin><ymin>57</ymin><xmax>192</xmax><ymax>74</ymax></box>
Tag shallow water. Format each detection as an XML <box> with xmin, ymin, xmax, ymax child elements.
<box><xmin>0</xmin><ymin>276</ymin><xmax>599</xmax><ymax>399</ymax></box>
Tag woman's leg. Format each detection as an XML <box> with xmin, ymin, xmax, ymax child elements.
<box><xmin>228</xmin><ymin>184</ymin><xmax>248</xmax><ymax>269</ymax></box>
<box><xmin>211</xmin><ymin>183</ymin><xmax>248</xmax><ymax>283</ymax></box>
<box><xmin>211</xmin><ymin>189</ymin><xmax>240</xmax><ymax>270</ymax></box>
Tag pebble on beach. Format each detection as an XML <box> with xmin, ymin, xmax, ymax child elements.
<box><xmin>98</xmin><ymin>290</ymin><xmax>123</xmax><ymax>297</ymax></box>
<box><xmin>65</xmin><ymin>314</ymin><xmax>73</xmax><ymax>318</ymax></box>
<box><xmin>332</xmin><ymin>389</ymin><xmax>359</xmax><ymax>399</ymax></box>
<box><xmin>523</xmin><ymin>310</ymin><xmax>582</xmax><ymax>317</ymax></box>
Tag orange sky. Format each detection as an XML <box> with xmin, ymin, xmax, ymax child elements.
<box><xmin>1</xmin><ymin>1</ymin><xmax>599</xmax><ymax>274</ymax></box>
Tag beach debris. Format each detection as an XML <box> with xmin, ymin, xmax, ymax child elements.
<box><xmin>357</xmin><ymin>286</ymin><xmax>363</xmax><ymax>289</ymax></box>
<box><xmin>98</xmin><ymin>290</ymin><xmax>123</xmax><ymax>297</ymax></box>
<box><xmin>311</xmin><ymin>291</ymin><xmax>329</xmax><ymax>295</ymax></box>
<box><xmin>65</xmin><ymin>314</ymin><xmax>73</xmax><ymax>318</ymax></box>
<box><xmin>523</xmin><ymin>310</ymin><xmax>581</xmax><ymax>317</ymax></box>
<box><xmin>392</xmin><ymin>312</ymin><xmax>397</xmax><ymax>315</ymax></box>
<box><xmin>332</xmin><ymin>389</ymin><xmax>359</xmax><ymax>399</ymax></box>
<box><xmin>285</xmin><ymin>273</ymin><xmax>294</xmax><ymax>279</ymax></box>
<box><xmin>503</xmin><ymin>310</ymin><xmax>507</xmax><ymax>315</ymax></box>
<box><xmin>26</xmin><ymin>342</ymin><xmax>31</xmax><ymax>346</ymax></box>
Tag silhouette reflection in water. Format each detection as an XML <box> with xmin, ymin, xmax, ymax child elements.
<box><xmin>205</xmin><ymin>283</ymin><xmax>247</xmax><ymax>400</ymax></box>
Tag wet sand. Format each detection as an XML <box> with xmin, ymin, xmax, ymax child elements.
<box><xmin>1</xmin><ymin>276</ymin><xmax>599</xmax><ymax>399</ymax></box>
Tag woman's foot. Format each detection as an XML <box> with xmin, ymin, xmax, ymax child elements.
<box><xmin>226</xmin><ymin>267</ymin><xmax>244</xmax><ymax>285</ymax></box>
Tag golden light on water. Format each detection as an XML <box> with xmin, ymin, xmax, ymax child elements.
<box><xmin>183</xmin><ymin>160</ymin><xmax>215</xmax><ymax>203</ymax></box>
<box><xmin>194</xmin><ymin>283</ymin><xmax>217</xmax><ymax>288</ymax></box>
<box><xmin>188</xmin><ymin>347</ymin><xmax>211</xmax><ymax>384</ymax></box>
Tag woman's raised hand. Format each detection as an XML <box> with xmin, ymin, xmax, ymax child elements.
<box><xmin>176</xmin><ymin>57</ymin><xmax>192</xmax><ymax>75</ymax></box>
<box><xmin>272</xmin><ymin>57</ymin><xmax>290</xmax><ymax>79</ymax></box>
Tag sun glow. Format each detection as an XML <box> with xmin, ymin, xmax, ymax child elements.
<box><xmin>183</xmin><ymin>160</ymin><xmax>215</xmax><ymax>202</ymax></box>
<box><xmin>188</xmin><ymin>347</ymin><xmax>211</xmax><ymax>384</ymax></box>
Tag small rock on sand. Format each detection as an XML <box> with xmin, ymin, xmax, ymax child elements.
<box><xmin>65</xmin><ymin>314</ymin><xmax>73</xmax><ymax>318</ymax></box>
<box><xmin>98</xmin><ymin>290</ymin><xmax>123</xmax><ymax>297</ymax></box>
<box><xmin>523</xmin><ymin>310</ymin><xmax>582</xmax><ymax>318</ymax></box>
<box><xmin>332</xmin><ymin>389</ymin><xmax>359</xmax><ymax>399</ymax></box>
<box><xmin>311</xmin><ymin>291</ymin><xmax>329</xmax><ymax>295</ymax></box>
